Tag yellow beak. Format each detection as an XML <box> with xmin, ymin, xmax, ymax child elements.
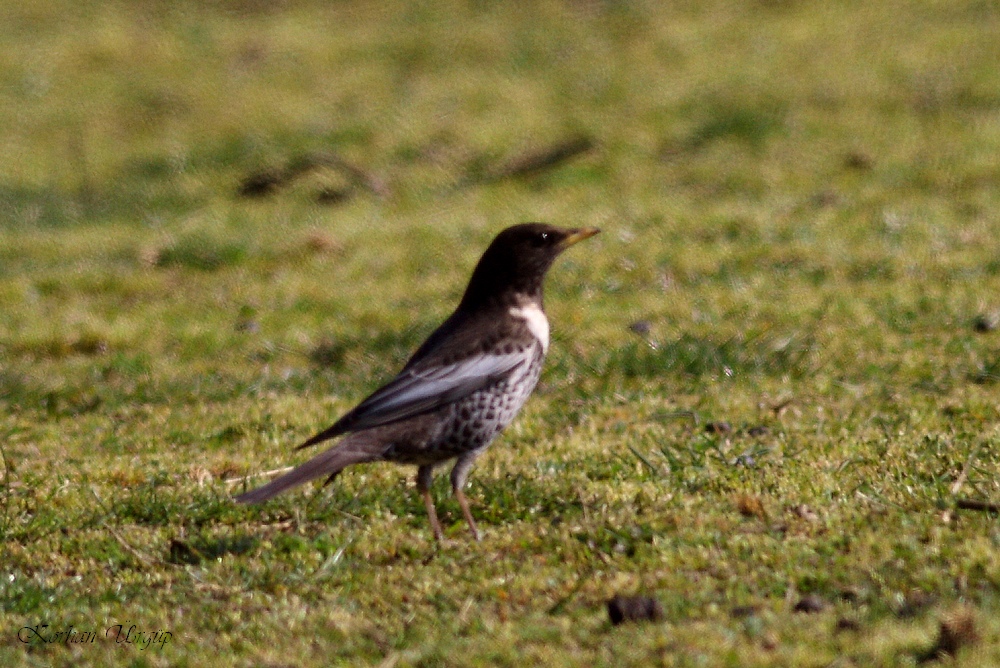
<box><xmin>561</xmin><ymin>227</ymin><xmax>601</xmax><ymax>249</ymax></box>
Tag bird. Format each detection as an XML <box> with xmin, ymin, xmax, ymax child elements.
<box><xmin>235</xmin><ymin>223</ymin><xmax>599</xmax><ymax>541</ymax></box>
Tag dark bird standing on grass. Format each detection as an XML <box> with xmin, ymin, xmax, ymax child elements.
<box><xmin>236</xmin><ymin>223</ymin><xmax>599</xmax><ymax>541</ymax></box>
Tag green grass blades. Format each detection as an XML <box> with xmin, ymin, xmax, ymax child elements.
<box><xmin>3</xmin><ymin>1</ymin><xmax>1000</xmax><ymax>666</ymax></box>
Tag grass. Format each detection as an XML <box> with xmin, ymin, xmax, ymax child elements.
<box><xmin>3</xmin><ymin>0</ymin><xmax>1000</xmax><ymax>665</ymax></box>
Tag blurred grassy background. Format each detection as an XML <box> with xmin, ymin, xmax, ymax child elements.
<box><xmin>3</xmin><ymin>1</ymin><xmax>1000</xmax><ymax>666</ymax></box>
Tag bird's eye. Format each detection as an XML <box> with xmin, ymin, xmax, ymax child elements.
<box><xmin>533</xmin><ymin>232</ymin><xmax>549</xmax><ymax>246</ymax></box>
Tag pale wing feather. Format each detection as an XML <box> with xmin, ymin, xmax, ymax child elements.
<box><xmin>340</xmin><ymin>352</ymin><xmax>529</xmax><ymax>431</ymax></box>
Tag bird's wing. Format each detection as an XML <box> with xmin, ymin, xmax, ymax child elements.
<box><xmin>351</xmin><ymin>352</ymin><xmax>528</xmax><ymax>427</ymax></box>
<box><xmin>297</xmin><ymin>351</ymin><xmax>528</xmax><ymax>448</ymax></box>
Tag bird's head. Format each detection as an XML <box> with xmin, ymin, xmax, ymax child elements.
<box><xmin>459</xmin><ymin>223</ymin><xmax>600</xmax><ymax>309</ymax></box>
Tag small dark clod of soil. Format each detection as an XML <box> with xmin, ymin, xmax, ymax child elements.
<box><xmin>934</xmin><ymin>610</ymin><xmax>978</xmax><ymax>657</ymax></box>
<box><xmin>168</xmin><ymin>538</ymin><xmax>204</xmax><ymax>565</ymax></box>
<box><xmin>316</xmin><ymin>187</ymin><xmax>353</xmax><ymax>205</ymax></box>
<box><xmin>730</xmin><ymin>605</ymin><xmax>759</xmax><ymax>618</ymax></box>
<box><xmin>843</xmin><ymin>151</ymin><xmax>874</xmax><ymax>170</ymax></box>
<box><xmin>919</xmin><ymin>608</ymin><xmax>978</xmax><ymax>662</ymax></box>
<box><xmin>607</xmin><ymin>595</ymin><xmax>664</xmax><ymax>626</ymax></box>
<box><xmin>973</xmin><ymin>313</ymin><xmax>999</xmax><ymax>333</ymax></box>
<box><xmin>705</xmin><ymin>421</ymin><xmax>732</xmax><ymax>434</ymax></box>
<box><xmin>835</xmin><ymin>618</ymin><xmax>861</xmax><ymax>632</ymax></box>
<box><xmin>238</xmin><ymin>170</ymin><xmax>285</xmax><ymax>197</ymax></box>
<box><xmin>629</xmin><ymin>320</ymin><xmax>652</xmax><ymax>336</ymax></box>
<box><xmin>793</xmin><ymin>595</ymin><xmax>826</xmax><ymax>613</ymax></box>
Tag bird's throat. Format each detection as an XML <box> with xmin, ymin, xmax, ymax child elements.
<box><xmin>509</xmin><ymin>302</ymin><xmax>549</xmax><ymax>354</ymax></box>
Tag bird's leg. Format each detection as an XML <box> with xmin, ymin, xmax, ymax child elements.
<box><xmin>454</xmin><ymin>488</ymin><xmax>480</xmax><ymax>542</ymax></box>
<box><xmin>450</xmin><ymin>454</ymin><xmax>483</xmax><ymax>541</ymax></box>
<box><xmin>416</xmin><ymin>464</ymin><xmax>444</xmax><ymax>542</ymax></box>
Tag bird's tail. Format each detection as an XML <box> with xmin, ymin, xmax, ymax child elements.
<box><xmin>234</xmin><ymin>435</ymin><xmax>383</xmax><ymax>504</ymax></box>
